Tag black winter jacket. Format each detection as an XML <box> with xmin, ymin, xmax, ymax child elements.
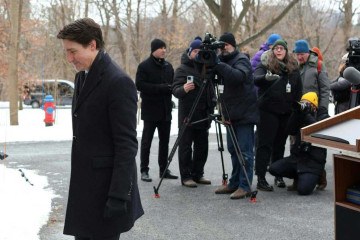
<box><xmin>172</xmin><ymin>53</ymin><xmax>215</xmax><ymax>129</ymax></box>
<box><xmin>254</xmin><ymin>63</ymin><xmax>302</xmax><ymax>115</ymax></box>
<box><xmin>286</xmin><ymin>109</ymin><xmax>326</xmax><ymax>176</ymax></box>
<box><xmin>214</xmin><ymin>50</ymin><xmax>259</xmax><ymax>125</ymax></box>
<box><xmin>136</xmin><ymin>55</ymin><xmax>174</xmax><ymax>121</ymax></box>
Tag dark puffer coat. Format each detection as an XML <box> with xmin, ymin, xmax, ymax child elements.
<box><xmin>172</xmin><ymin>53</ymin><xmax>215</xmax><ymax>129</ymax></box>
<box><xmin>286</xmin><ymin>109</ymin><xmax>327</xmax><ymax>176</ymax></box>
<box><xmin>254</xmin><ymin>58</ymin><xmax>303</xmax><ymax>115</ymax></box>
<box><xmin>214</xmin><ymin>50</ymin><xmax>259</xmax><ymax>125</ymax></box>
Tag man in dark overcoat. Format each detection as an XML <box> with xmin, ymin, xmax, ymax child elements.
<box><xmin>135</xmin><ymin>38</ymin><xmax>178</xmax><ymax>182</ymax></box>
<box><xmin>57</xmin><ymin>18</ymin><xmax>143</xmax><ymax>240</ymax></box>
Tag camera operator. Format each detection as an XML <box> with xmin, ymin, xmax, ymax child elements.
<box><xmin>212</xmin><ymin>32</ymin><xmax>259</xmax><ymax>200</ymax></box>
<box><xmin>172</xmin><ymin>38</ymin><xmax>215</xmax><ymax>188</ymax></box>
<box><xmin>330</xmin><ymin>53</ymin><xmax>351</xmax><ymax>114</ymax></box>
<box><xmin>268</xmin><ymin>92</ymin><xmax>327</xmax><ymax>195</ymax></box>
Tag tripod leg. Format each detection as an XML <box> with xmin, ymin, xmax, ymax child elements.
<box><xmin>214</xmin><ymin>119</ymin><xmax>227</xmax><ymax>185</ymax></box>
<box><xmin>153</xmin><ymin>78</ymin><xmax>210</xmax><ymax>197</ymax></box>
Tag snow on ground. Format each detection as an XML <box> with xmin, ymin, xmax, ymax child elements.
<box><xmin>0</xmin><ymin>165</ymin><xmax>55</xmax><ymax>240</ymax></box>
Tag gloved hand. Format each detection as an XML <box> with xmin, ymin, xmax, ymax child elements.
<box><xmin>103</xmin><ymin>198</ymin><xmax>128</xmax><ymax>218</ymax></box>
<box><xmin>265</xmin><ymin>70</ymin><xmax>280</xmax><ymax>81</ymax></box>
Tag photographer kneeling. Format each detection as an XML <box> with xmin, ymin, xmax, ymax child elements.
<box><xmin>268</xmin><ymin>92</ymin><xmax>327</xmax><ymax>195</ymax></box>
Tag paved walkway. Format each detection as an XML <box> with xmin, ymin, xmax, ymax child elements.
<box><xmin>6</xmin><ymin>134</ymin><xmax>335</xmax><ymax>240</ymax></box>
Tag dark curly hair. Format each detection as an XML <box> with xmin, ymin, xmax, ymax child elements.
<box><xmin>267</xmin><ymin>50</ymin><xmax>299</xmax><ymax>74</ymax></box>
<box><xmin>57</xmin><ymin>18</ymin><xmax>104</xmax><ymax>50</ymax></box>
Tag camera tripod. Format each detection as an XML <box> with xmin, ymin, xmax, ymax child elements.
<box><xmin>153</xmin><ymin>64</ymin><xmax>258</xmax><ymax>202</ymax></box>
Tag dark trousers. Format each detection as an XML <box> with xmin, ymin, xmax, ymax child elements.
<box><xmin>75</xmin><ymin>233</ymin><xmax>120</xmax><ymax>240</ymax></box>
<box><xmin>140</xmin><ymin>120</ymin><xmax>171</xmax><ymax>173</ymax></box>
<box><xmin>178</xmin><ymin>127</ymin><xmax>209</xmax><ymax>181</ymax></box>
<box><xmin>255</xmin><ymin>110</ymin><xmax>290</xmax><ymax>178</ymax></box>
<box><xmin>269</xmin><ymin>156</ymin><xmax>320</xmax><ymax>195</ymax></box>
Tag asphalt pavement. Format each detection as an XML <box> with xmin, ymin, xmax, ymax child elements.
<box><xmin>4</xmin><ymin>134</ymin><xmax>335</xmax><ymax>240</ymax></box>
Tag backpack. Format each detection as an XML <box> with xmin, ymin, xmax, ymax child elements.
<box><xmin>311</xmin><ymin>47</ymin><xmax>323</xmax><ymax>75</ymax></box>
<box><xmin>317</xmin><ymin>60</ymin><xmax>322</xmax><ymax>75</ymax></box>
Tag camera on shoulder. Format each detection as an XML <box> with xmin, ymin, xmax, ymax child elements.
<box><xmin>196</xmin><ymin>33</ymin><xmax>225</xmax><ymax>66</ymax></box>
<box><xmin>346</xmin><ymin>38</ymin><xmax>360</xmax><ymax>70</ymax></box>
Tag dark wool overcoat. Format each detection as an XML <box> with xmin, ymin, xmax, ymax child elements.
<box><xmin>63</xmin><ymin>51</ymin><xmax>143</xmax><ymax>238</ymax></box>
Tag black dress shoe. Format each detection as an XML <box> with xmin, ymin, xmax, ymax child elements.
<box><xmin>257</xmin><ymin>178</ymin><xmax>274</xmax><ymax>191</ymax></box>
<box><xmin>141</xmin><ymin>172</ymin><xmax>152</xmax><ymax>182</ymax></box>
<box><xmin>274</xmin><ymin>177</ymin><xmax>286</xmax><ymax>188</ymax></box>
<box><xmin>160</xmin><ymin>169</ymin><xmax>178</xmax><ymax>179</ymax></box>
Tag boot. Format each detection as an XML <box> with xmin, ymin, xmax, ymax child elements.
<box><xmin>287</xmin><ymin>179</ymin><xmax>298</xmax><ymax>191</ymax></box>
<box><xmin>274</xmin><ymin>176</ymin><xmax>286</xmax><ymax>188</ymax></box>
<box><xmin>257</xmin><ymin>177</ymin><xmax>274</xmax><ymax>191</ymax></box>
<box><xmin>317</xmin><ymin>170</ymin><xmax>327</xmax><ymax>190</ymax></box>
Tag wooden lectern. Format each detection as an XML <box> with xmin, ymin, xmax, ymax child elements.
<box><xmin>301</xmin><ymin>106</ymin><xmax>360</xmax><ymax>240</ymax></box>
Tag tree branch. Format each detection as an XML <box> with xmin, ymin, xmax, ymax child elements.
<box><xmin>232</xmin><ymin>0</ymin><xmax>251</xmax><ymax>32</ymax></box>
<box><xmin>238</xmin><ymin>0</ymin><xmax>300</xmax><ymax>47</ymax></box>
<box><xmin>203</xmin><ymin>0</ymin><xmax>220</xmax><ymax>18</ymax></box>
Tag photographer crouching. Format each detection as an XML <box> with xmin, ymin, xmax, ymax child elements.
<box><xmin>268</xmin><ymin>92</ymin><xmax>327</xmax><ymax>195</ymax></box>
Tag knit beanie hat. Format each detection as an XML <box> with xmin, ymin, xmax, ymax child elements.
<box><xmin>219</xmin><ymin>32</ymin><xmax>236</xmax><ymax>48</ymax></box>
<box><xmin>301</xmin><ymin>92</ymin><xmax>318</xmax><ymax>108</ymax></box>
<box><xmin>267</xmin><ymin>33</ymin><xmax>282</xmax><ymax>45</ymax></box>
<box><xmin>188</xmin><ymin>39</ymin><xmax>202</xmax><ymax>56</ymax></box>
<box><xmin>272</xmin><ymin>39</ymin><xmax>288</xmax><ymax>50</ymax></box>
<box><xmin>151</xmin><ymin>38</ymin><xmax>166</xmax><ymax>53</ymax></box>
<box><xmin>293</xmin><ymin>40</ymin><xmax>310</xmax><ymax>53</ymax></box>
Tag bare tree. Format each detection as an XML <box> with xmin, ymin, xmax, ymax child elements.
<box><xmin>8</xmin><ymin>0</ymin><xmax>23</xmax><ymax>125</ymax></box>
<box><xmin>111</xmin><ymin>0</ymin><xmax>128</xmax><ymax>71</ymax></box>
<box><xmin>339</xmin><ymin>0</ymin><xmax>354</xmax><ymax>48</ymax></box>
<box><xmin>203</xmin><ymin>0</ymin><xmax>300</xmax><ymax>47</ymax></box>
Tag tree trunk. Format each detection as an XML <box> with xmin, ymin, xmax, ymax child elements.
<box><xmin>8</xmin><ymin>0</ymin><xmax>22</xmax><ymax>125</ymax></box>
<box><xmin>342</xmin><ymin>0</ymin><xmax>353</xmax><ymax>48</ymax></box>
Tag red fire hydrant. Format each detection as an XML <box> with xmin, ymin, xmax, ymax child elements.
<box><xmin>43</xmin><ymin>95</ymin><xmax>55</xmax><ymax>127</ymax></box>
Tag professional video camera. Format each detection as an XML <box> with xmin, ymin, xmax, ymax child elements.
<box><xmin>196</xmin><ymin>33</ymin><xmax>225</xmax><ymax>66</ymax></box>
<box><xmin>346</xmin><ymin>38</ymin><xmax>360</xmax><ymax>70</ymax></box>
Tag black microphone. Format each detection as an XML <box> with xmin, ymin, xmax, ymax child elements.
<box><xmin>343</xmin><ymin>67</ymin><xmax>360</xmax><ymax>85</ymax></box>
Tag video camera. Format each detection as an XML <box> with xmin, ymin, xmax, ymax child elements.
<box><xmin>196</xmin><ymin>33</ymin><xmax>225</xmax><ymax>66</ymax></box>
<box><xmin>343</xmin><ymin>38</ymin><xmax>360</xmax><ymax>109</ymax></box>
<box><xmin>346</xmin><ymin>38</ymin><xmax>360</xmax><ymax>70</ymax></box>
